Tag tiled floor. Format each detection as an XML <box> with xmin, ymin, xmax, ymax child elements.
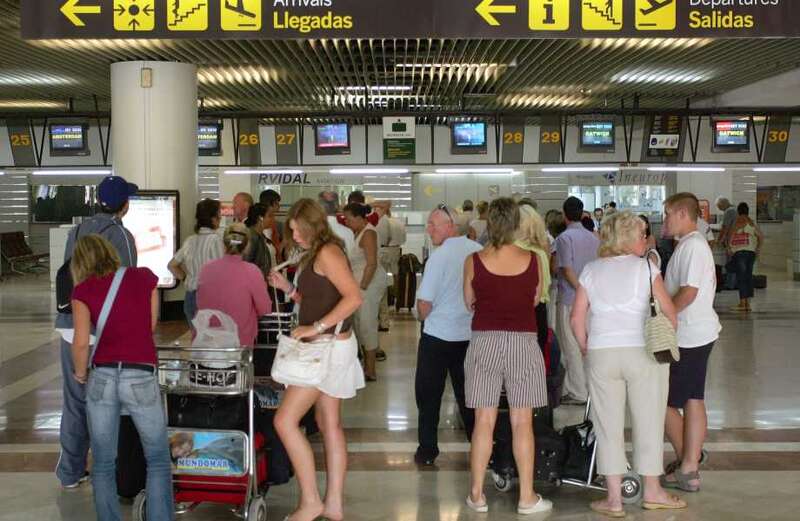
<box><xmin>1</xmin><ymin>273</ymin><xmax>800</xmax><ymax>520</ymax></box>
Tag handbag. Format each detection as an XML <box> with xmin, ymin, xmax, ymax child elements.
<box><xmin>269</xmin><ymin>267</ymin><xmax>342</xmax><ymax>387</ymax></box>
<box><xmin>644</xmin><ymin>258</ymin><xmax>680</xmax><ymax>364</ymax></box>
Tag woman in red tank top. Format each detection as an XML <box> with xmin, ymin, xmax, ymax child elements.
<box><xmin>462</xmin><ymin>198</ymin><xmax>552</xmax><ymax>515</ymax></box>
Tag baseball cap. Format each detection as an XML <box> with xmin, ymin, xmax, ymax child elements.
<box><xmin>98</xmin><ymin>176</ymin><xmax>138</xmax><ymax>210</ymax></box>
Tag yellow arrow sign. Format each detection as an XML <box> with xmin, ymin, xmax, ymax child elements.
<box><xmin>61</xmin><ymin>0</ymin><xmax>101</xmax><ymax>27</ymax></box>
<box><xmin>476</xmin><ymin>0</ymin><xmax>517</xmax><ymax>26</ymax></box>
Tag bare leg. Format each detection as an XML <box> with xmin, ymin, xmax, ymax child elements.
<box><xmin>679</xmin><ymin>399</ymin><xmax>706</xmax><ymax>488</ymax></box>
<box><xmin>592</xmin><ymin>474</ymin><xmax>623</xmax><ymax>513</ymax></box>
<box><xmin>274</xmin><ymin>386</ymin><xmax>325</xmax><ymax>521</ymax></box>
<box><xmin>509</xmin><ymin>408</ymin><xmax>537</xmax><ymax>505</ymax></box>
<box><xmin>364</xmin><ymin>350</ymin><xmax>377</xmax><ymax>380</ymax></box>
<box><xmin>469</xmin><ymin>407</ymin><xmax>498</xmax><ymax>504</ymax></box>
<box><xmin>664</xmin><ymin>407</ymin><xmax>684</xmax><ymax>459</ymax></box>
<box><xmin>315</xmin><ymin>394</ymin><xmax>347</xmax><ymax>521</ymax></box>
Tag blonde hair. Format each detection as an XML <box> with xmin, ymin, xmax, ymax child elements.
<box><xmin>223</xmin><ymin>222</ymin><xmax>250</xmax><ymax>255</ymax></box>
<box><xmin>597</xmin><ymin>211</ymin><xmax>645</xmax><ymax>258</ymax></box>
<box><xmin>70</xmin><ymin>234</ymin><xmax>121</xmax><ymax>285</ymax></box>
<box><xmin>516</xmin><ymin>205</ymin><xmax>549</xmax><ymax>252</ymax></box>
<box><xmin>486</xmin><ymin>197</ymin><xmax>520</xmax><ymax>248</ymax></box>
<box><xmin>284</xmin><ymin>198</ymin><xmax>345</xmax><ymax>268</ymax></box>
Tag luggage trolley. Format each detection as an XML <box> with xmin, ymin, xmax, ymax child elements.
<box><xmin>133</xmin><ymin>346</ymin><xmax>268</xmax><ymax>521</ymax></box>
<box><xmin>490</xmin><ymin>397</ymin><xmax>644</xmax><ymax>505</ymax></box>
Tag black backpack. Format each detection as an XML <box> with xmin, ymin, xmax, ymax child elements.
<box><xmin>55</xmin><ymin>223</ymin><xmax>115</xmax><ymax>314</ymax></box>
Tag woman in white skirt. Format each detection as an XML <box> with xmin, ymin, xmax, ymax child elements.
<box><xmin>570</xmin><ymin>211</ymin><xmax>686</xmax><ymax>517</ymax></box>
<box><xmin>269</xmin><ymin>199</ymin><xmax>365</xmax><ymax>521</ymax></box>
<box><xmin>343</xmin><ymin>202</ymin><xmax>387</xmax><ymax>381</ymax></box>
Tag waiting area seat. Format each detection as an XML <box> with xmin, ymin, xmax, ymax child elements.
<box><xmin>0</xmin><ymin>231</ymin><xmax>49</xmax><ymax>276</ymax></box>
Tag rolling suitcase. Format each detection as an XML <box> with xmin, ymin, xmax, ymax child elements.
<box><xmin>116</xmin><ymin>415</ymin><xmax>146</xmax><ymax>499</ymax></box>
<box><xmin>394</xmin><ymin>254</ymin><xmax>421</xmax><ymax>311</ymax></box>
<box><xmin>753</xmin><ymin>274</ymin><xmax>767</xmax><ymax>289</ymax></box>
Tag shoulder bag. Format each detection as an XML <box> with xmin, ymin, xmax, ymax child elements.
<box><xmin>269</xmin><ymin>267</ymin><xmax>341</xmax><ymax>387</ymax></box>
<box><xmin>89</xmin><ymin>267</ymin><xmax>127</xmax><ymax>365</ymax></box>
<box><xmin>644</xmin><ymin>260</ymin><xmax>680</xmax><ymax>364</ymax></box>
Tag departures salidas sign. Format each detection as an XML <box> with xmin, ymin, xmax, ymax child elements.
<box><xmin>21</xmin><ymin>0</ymin><xmax>800</xmax><ymax>39</ymax></box>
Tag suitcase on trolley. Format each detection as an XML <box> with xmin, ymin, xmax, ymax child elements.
<box><xmin>116</xmin><ymin>415</ymin><xmax>146</xmax><ymax>499</ymax></box>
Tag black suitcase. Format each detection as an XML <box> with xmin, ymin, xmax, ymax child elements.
<box><xmin>560</xmin><ymin>420</ymin><xmax>597</xmax><ymax>481</ymax></box>
<box><xmin>116</xmin><ymin>415</ymin><xmax>146</xmax><ymax>499</ymax></box>
<box><xmin>395</xmin><ymin>254</ymin><xmax>421</xmax><ymax>311</ymax></box>
<box><xmin>753</xmin><ymin>274</ymin><xmax>767</xmax><ymax>289</ymax></box>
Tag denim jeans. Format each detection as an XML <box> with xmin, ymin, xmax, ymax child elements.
<box><xmin>733</xmin><ymin>250</ymin><xmax>756</xmax><ymax>300</ymax></box>
<box><xmin>56</xmin><ymin>337</ymin><xmax>90</xmax><ymax>486</ymax></box>
<box><xmin>183</xmin><ymin>289</ymin><xmax>198</xmax><ymax>327</ymax></box>
<box><xmin>86</xmin><ymin>366</ymin><xmax>174</xmax><ymax>521</ymax></box>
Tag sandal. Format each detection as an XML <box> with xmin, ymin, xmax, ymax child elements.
<box><xmin>643</xmin><ymin>495</ymin><xmax>688</xmax><ymax>510</ymax></box>
<box><xmin>665</xmin><ymin>449</ymin><xmax>709</xmax><ymax>475</ymax></box>
<box><xmin>661</xmin><ymin>469</ymin><xmax>701</xmax><ymax>492</ymax></box>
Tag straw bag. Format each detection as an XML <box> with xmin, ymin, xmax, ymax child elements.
<box><xmin>644</xmin><ymin>257</ymin><xmax>680</xmax><ymax>364</ymax></box>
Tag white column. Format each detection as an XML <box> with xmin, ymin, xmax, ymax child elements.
<box><xmin>111</xmin><ymin>61</ymin><xmax>198</xmax><ymax>243</ymax></box>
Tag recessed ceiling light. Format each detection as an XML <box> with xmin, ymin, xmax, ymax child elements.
<box><xmin>434</xmin><ymin>168</ymin><xmax>515</xmax><ymax>174</ymax></box>
<box><xmin>32</xmin><ymin>169</ymin><xmax>112</xmax><ymax>176</ymax></box>
<box><xmin>752</xmin><ymin>166</ymin><xmax>800</xmax><ymax>172</ymax></box>
<box><xmin>198</xmin><ymin>66</ymin><xmax>277</xmax><ymax>85</ymax></box>
<box><xmin>0</xmin><ymin>100</ymin><xmax>68</xmax><ymax>109</ymax></box>
<box><xmin>0</xmin><ymin>72</ymin><xmax>76</xmax><ymax>86</ymax></box>
<box><xmin>224</xmin><ymin>169</ymin><xmax>304</xmax><ymax>175</ymax></box>
<box><xmin>612</xmin><ymin>69</ymin><xmax>711</xmax><ymax>84</ymax></box>
<box><xmin>540</xmin><ymin>167</ymin><xmax>619</xmax><ymax>173</ymax></box>
<box><xmin>330</xmin><ymin>168</ymin><xmax>410</xmax><ymax>175</ymax></box>
<box><xmin>647</xmin><ymin>167</ymin><xmax>725</xmax><ymax>172</ymax></box>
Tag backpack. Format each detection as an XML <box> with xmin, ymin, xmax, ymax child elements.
<box><xmin>55</xmin><ymin>222</ymin><xmax>115</xmax><ymax>314</ymax></box>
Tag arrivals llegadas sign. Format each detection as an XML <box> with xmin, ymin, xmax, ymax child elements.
<box><xmin>22</xmin><ymin>0</ymin><xmax>800</xmax><ymax>39</ymax></box>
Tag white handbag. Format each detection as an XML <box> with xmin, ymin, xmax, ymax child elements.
<box><xmin>268</xmin><ymin>267</ymin><xmax>342</xmax><ymax>387</ymax></box>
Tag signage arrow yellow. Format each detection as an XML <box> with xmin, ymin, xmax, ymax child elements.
<box><xmin>60</xmin><ymin>0</ymin><xmax>101</xmax><ymax>27</ymax></box>
<box><xmin>475</xmin><ymin>0</ymin><xmax>517</xmax><ymax>26</ymax></box>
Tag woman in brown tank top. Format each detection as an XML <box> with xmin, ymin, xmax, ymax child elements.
<box><xmin>268</xmin><ymin>199</ymin><xmax>364</xmax><ymax>521</ymax></box>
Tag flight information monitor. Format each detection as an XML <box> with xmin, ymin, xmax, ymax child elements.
<box><xmin>580</xmin><ymin>122</ymin><xmax>615</xmax><ymax>148</ymax></box>
<box><xmin>122</xmin><ymin>190</ymin><xmax>180</xmax><ymax>289</ymax></box>
<box><xmin>315</xmin><ymin>123</ymin><xmax>351</xmax><ymax>155</ymax></box>
<box><xmin>198</xmin><ymin>123</ymin><xmax>223</xmax><ymax>156</ymax></box>
<box><xmin>49</xmin><ymin>124</ymin><xmax>89</xmax><ymax>156</ymax></box>
<box><xmin>452</xmin><ymin>122</ymin><xmax>487</xmax><ymax>148</ymax></box>
<box><xmin>713</xmin><ymin>120</ymin><xmax>750</xmax><ymax>152</ymax></box>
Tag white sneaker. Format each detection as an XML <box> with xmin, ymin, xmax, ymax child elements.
<box><xmin>62</xmin><ymin>472</ymin><xmax>90</xmax><ymax>490</ymax></box>
<box><xmin>466</xmin><ymin>495</ymin><xmax>488</xmax><ymax>513</ymax></box>
<box><xmin>518</xmin><ymin>495</ymin><xmax>553</xmax><ymax>515</ymax></box>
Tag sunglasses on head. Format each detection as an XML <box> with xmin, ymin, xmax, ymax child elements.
<box><xmin>436</xmin><ymin>203</ymin><xmax>455</xmax><ymax>223</ymax></box>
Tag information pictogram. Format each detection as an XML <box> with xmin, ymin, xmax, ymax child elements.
<box><xmin>221</xmin><ymin>0</ymin><xmax>261</xmax><ymax>31</ymax></box>
<box><xmin>582</xmin><ymin>0</ymin><xmax>623</xmax><ymax>31</ymax></box>
<box><xmin>635</xmin><ymin>0</ymin><xmax>676</xmax><ymax>31</ymax></box>
<box><xmin>529</xmin><ymin>0</ymin><xmax>569</xmax><ymax>31</ymax></box>
<box><xmin>114</xmin><ymin>0</ymin><xmax>155</xmax><ymax>31</ymax></box>
<box><xmin>167</xmin><ymin>0</ymin><xmax>208</xmax><ymax>31</ymax></box>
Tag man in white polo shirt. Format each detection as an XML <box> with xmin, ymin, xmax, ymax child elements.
<box><xmin>414</xmin><ymin>204</ymin><xmax>482</xmax><ymax>466</ymax></box>
<box><xmin>662</xmin><ymin>192</ymin><xmax>721</xmax><ymax>493</ymax></box>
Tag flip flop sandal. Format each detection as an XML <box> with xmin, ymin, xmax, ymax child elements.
<box><xmin>661</xmin><ymin>469</ymin><xmax>701</xmax><ymax>492</ymax></box>
<box><xmin>643</xmin><ymin>495</ymin><xmax>688</xmax><ymax>510</ymax></box>
<box><xmin>590</xmin><ymin>502</ymin><xmax>626</xmax><ymax>518</ymax></box>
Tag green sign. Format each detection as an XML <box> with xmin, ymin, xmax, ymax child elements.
<box><xmin>383</xmin><ymin>139</ymin><xmax>415</xmax><ymax>163</ymax></box>
<box><xmin>22</xmin><ymin>0</ymin><xmax>800</xmax><ymax>39</ymax></box>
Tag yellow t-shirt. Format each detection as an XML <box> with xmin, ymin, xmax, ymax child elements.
<box><xmin>514</xmin><ymin>240</ymin><xmax>551</xmax><ymax>304</ymax></box>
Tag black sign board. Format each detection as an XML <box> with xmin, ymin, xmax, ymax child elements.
<box><xmin>22</xmin><ymin>0</ymin><xmax>800</xmax><ymax>40</ymax></box>
<box><xmin>762</xmin><ymin>115</ymin><xmax>792</xmax><ymax>164</ymax></box>
<box><xmin>501</xmin><ymin>120</ymin><xmax>525</xmax><ymax>164</ymax></box>
<box><xmin>538</xmin><ymin>116</ymin><xmax>562</xmax><ymax>163</ymax></box>
<box><xmin>641</xmin><ymin>114</ymin><xmax>685</xmax><ymax>163</ymax></box>
<box><xmin>6</xmin><ymin>120</ymin><xmax>37</xmax><ymax>167</ymax></box>
<box><xmin>274</xmin><ymin>125</ymin><xmax>299</xmax><ymax>166</ymax></box>
<box><xmin>236</xmin><ymin>119</ymin><xmax>261</xmax><ymax>166</ymax></box>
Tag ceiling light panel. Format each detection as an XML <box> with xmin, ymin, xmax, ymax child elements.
<box><xmin>0</xmin><ymin>100</ymin><xmax>69</xmax><ymax>109</ymax></box>
<box><xmin>0</xmin><ymin>71</ymin><xmax>76</xmax><ymax>86</ymax></box>
<box><xmin>612</xmin><ymin>68</ymin><xmax>711</xmax><ymax>84</ymax></box>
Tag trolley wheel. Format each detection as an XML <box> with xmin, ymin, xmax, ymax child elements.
<box><xmin>491</xmin><ymin>471</ymin><xmax>514</xmax><ymax>493</ymax></box>
<box><xmin>620</xmin><ymin>472</ymin><xmax>643</xmax><ymax>505</ymax></box>
<box><xmin>132</xmin><ymin>490</ymin><xmax>147</xmax><ymax>521</ymax></box>
<box><xmin>246</xmin><ymin>495</ymin><xmax>267</xmax><ymax>521</ymax></box>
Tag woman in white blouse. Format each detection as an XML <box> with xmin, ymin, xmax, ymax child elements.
<box><xmin>570</xmin><ymin>211</ymin><xmax>686</xmax><ymax>517</ymax></box>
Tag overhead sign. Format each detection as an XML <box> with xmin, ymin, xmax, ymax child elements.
<box><xmin>649</xmin><ymin>134</ymin><xmax>680</xmax><ymax>150</ymax></box>
<box><xmin>22</xmin><ymin>0</ymin><xmax>800</xmax><ymax>39</ymax></box>
<box><xmin>382</xmin><ymin>117</ymin><xmax>415</xmax><ymax>139</ymax></box>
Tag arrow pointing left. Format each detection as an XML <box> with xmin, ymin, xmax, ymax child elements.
<box><xmin>475</xmin><ymin>0</ymin><xmax>516</xmax><ymax>26</ymax></box>
<box><xmin>60</xmin><ymin>0</ymin><xmax>102</xmax><ymax>27</ymax></box>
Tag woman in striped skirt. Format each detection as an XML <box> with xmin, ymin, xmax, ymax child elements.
<box><xmin>462</xmin><ymin>198</ymin><xmax>552</xmax><ymax>516</ymax></box>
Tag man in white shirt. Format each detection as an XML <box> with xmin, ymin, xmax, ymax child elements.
<box><xmin>318</xmin><ymin>191</ymin><xmax>355</xmax><ymax>256</ymax></box>
<box><xmin>662</xmin><ymin>192</ymin><xmax>722</xmax><ymax>493</ymax></box>
<box><xmin>414</xmin><ymin>205</ymin><xmax>481</xmax><ymax>466</ymax></box>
